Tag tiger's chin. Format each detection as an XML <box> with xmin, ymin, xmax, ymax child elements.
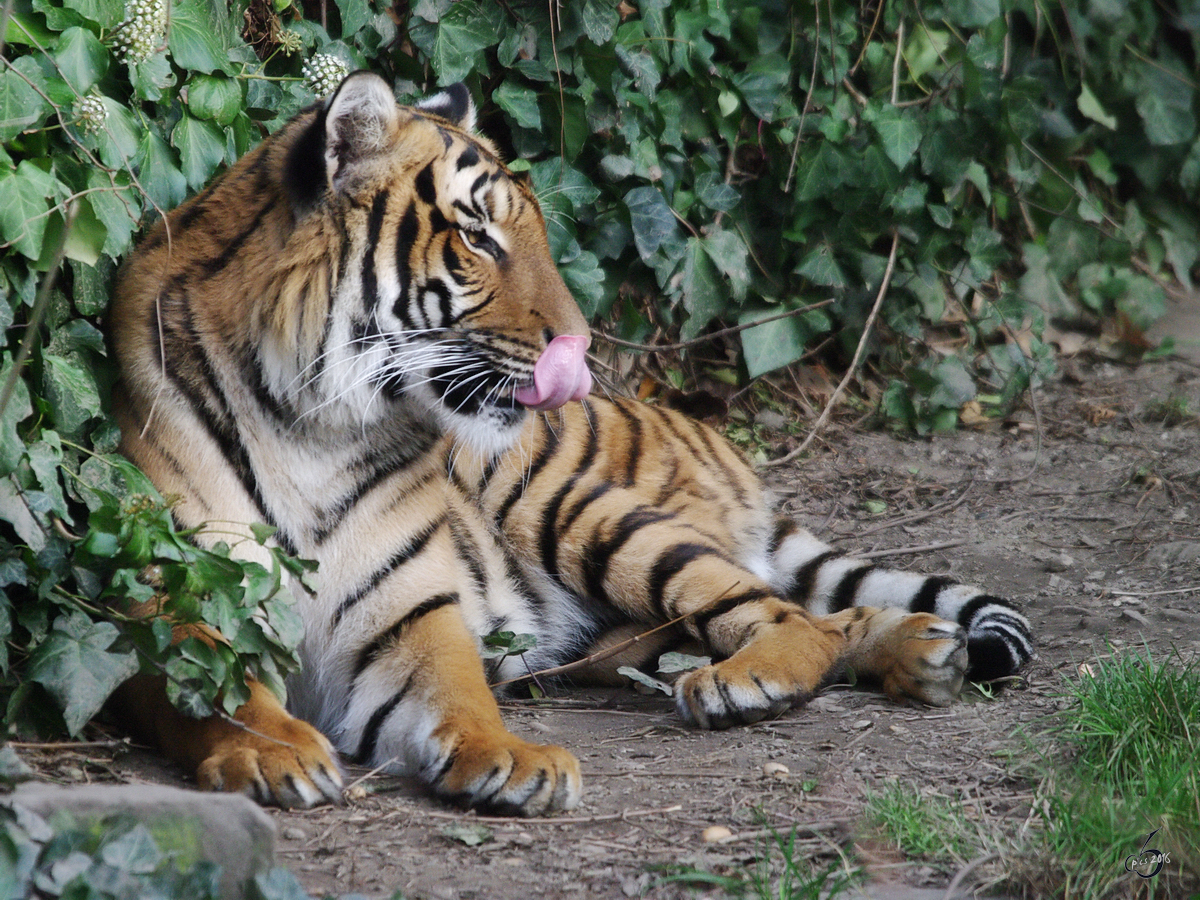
<box><xmin>439</xmin><ymin>401</ymin><xmax>531</xmax><ymax>460</ymax></box>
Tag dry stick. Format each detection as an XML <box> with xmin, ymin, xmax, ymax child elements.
<box><xmin>853</xmin><ymin>538</ymin><xmax>969</xmax><ymax>560</ymax></box>
<box><xmin>490</xmin><ymin>581</ymin><xmax>742</xmax><ymax>690</ymax></box>
<box><xmin>592</xmin><ymin>300</ymin><xmax>834</xmax><ymax>355</ymax></box>
<box><xmin>852</xmin><ymin>480</ymin><xmax>975</xmax><ymax>539</ymax></box>
<box><xmin>415</xmin><ymin>804</ymin><xmax>684</xmax><ymax>826</ymax></box>
<box><xmin>709</xmin><ymin>818</ymin><xmax>850</xmax><ymax>845</ymax></box>
<box><xmin>763</xmin><ymin>231</ymin><xmax>900</xmax><ymax>469</ymax></box>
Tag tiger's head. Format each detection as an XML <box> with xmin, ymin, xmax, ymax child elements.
<box><xmin>273</xmin><ymin>72</ymin><xmax>591</xmax><ymax>454</ymax></box>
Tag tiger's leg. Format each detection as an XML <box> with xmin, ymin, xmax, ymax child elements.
<box><xmin>109</xmin><ymin>675</ymin><xmax>343</xmax><ymax>808</ymax></box>
<box><xmin>561</xmin><ymin>508</ymin><xmax>969</xmax><ymax>728</ymax></box>
<box><xmin>338</xmin><ymin>599</ymin><xmax>581</xmax><ymax>816</ymax></box>
<box><xmin>107</xmin><ymin>611</ymin><xmax>342</xmax><ymax>808</ymax></box>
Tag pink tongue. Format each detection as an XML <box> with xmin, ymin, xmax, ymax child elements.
<box><xmin>514</xmin><ymin>335</ymin><xmax>592</xmax><ymax>411</ymax></box>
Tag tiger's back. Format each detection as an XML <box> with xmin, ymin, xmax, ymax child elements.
<box><xmin>109</xmin><ymin>72</ymin><xmax>1032</xmax><ymax>815</ymax></box>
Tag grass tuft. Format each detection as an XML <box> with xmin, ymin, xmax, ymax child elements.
<box><xmin>861</xmin><ymin>782</ymin><xmax>981</xmax><ymax>866</ymax></box>
<box><xmin>1016</xmin><ymin>648</ymin><xmax>1200</xmax><ymax>899</ymax></box>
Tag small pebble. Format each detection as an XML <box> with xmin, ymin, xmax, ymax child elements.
<box><xmin>762</xmin><ymin>762</ymin><xmax>789</xmax><ymax>779</ymax></box>
<box><xmin>702</xmin><ymin>825</ymin><xmax>733</xmax><ymax>843</ymax></box>
<box><xmin>852</xmin><ymin>719</ymin><xmax>872</xmax><ymax>730</ymax></box>
<box><xmin>345</xmin><ymin>784</ymin><xmax>368</xmax><ymax>801</ymax></box>
<box><xmin>282</xmin><ymin>826</ymin><xmax>307</xmax><ymax>841</ymax></box>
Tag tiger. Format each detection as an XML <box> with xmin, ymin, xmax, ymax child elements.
<box><xmin>107</xmin><ymin>71</ymin><xmax>1034</xmax><ymax>816</ymax></box>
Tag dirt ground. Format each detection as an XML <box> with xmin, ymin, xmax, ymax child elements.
<box><xmin>15</xmin><ymin>345</ymin><xmax>1200</xmax><ymax>900</ymax></box>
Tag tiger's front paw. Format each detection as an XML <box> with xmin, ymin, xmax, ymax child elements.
<box><xmin>196</xmin><ymin>715</ymin><xmax>343</xmax><ymax>809</ymax></box>
<box><xmin>424</xmin><ymin>729</ymin><xmax>582</xmax><ymax>816</ymax></box>
<box><xmin>873</xmin><ymin>613</ymin><xmax>968</xmax><ymax>707</ymax></box>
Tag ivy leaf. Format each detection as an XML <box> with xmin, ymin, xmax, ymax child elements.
<box><xmin>0</xmin><ymin>356</ymin><xmax>33</xmax><ymax>476</ymax></box>
<box><xmin>582</xmin><ymin>0</ymin><xmax>619</xmax><ymax>45</ymax></box>
<box><xmin>173</xmin><ymin>114</ymin><xmax>227</xmax><ymax>190</ymax></box>
<box><xmin>1135</xmin><ymin>64</ymin><xmax>1196</xmax><ymax>147</ymax></box>
<box><xmin>1078</xmin><ymin>83</ymin><xmax>1117</xmax><ymax>130</ymax></box>
<box><xmin>615</xmin><ymin>44</ymin><xmax>661</xmax><ymax>101</ymax></box>
<box><xmin>431</xmin><ymin>0</ymin><xmax>495</xmax><ymax>84</ymax></box>
<box><xmin>0</xmin><ymin>161</ymin><xmax>56</xmax><ymax>260</ymax></box>
<box><xmin>168</xmin><ymin>0</ymin><xmax>233</xmax><ymax>74</ymax></box>
<box><xmin>54</xmin><ymin>27</ymin><xmax>110</xmax><ymax>93</ymax></box>
<box><xmin>624</xmin><ymin>186</ymin><xmax>678</xmax><ymax>260</ymax></box>
<box><xmin>185</xmin><ymin>74</ymin><xmax>242</xmax><ymax>125</ymax></box>
<box><xmin>87</xmin><ymin>171</ymin><xmax>139</xmax><ymax>257</ymax></box>
<box><xmin>680</xmin><ymin>237</ymin><xmax>723</xmax><ymax>340</ymax></box>
<box><xmin>731</xmin><ymin>53</ymin><xmax>789</xmax><ymax>121</ymax></box>
<box><xmin>795</xmin><ymin>243</ymin><xmax>848</xmax><ymax>288</ymax></box>
<box><xmin>0</xmin><ymin>57</ymin><xmax>51</xmax><ymax>143</ymax></box>
<box><xmin>739</xmin><ymin>308</ymin><xmax>808</xmax><ymax>378</ymax></box>
<box><xmin>617</xmin><ymin>666</ymin><xmax>672</xmax><ymax>695</ymax></box>
<box><xmin>26</xmin><ymin>614</ymin><xmax>139</xmax><ymax>735</ymax></box>
<box><xmin>332</xmin><ymin>0</ymin><xmax>373</xmax><ymax>37</ymax></box>
<box><xmin>42</xmin><ymin>353</ymin><xmax>104</xmax><ymax>437</ymax></box>
<box><xmin>703</xmin><ymin>228</ymin><xmax>750</xmax><ymax>300</ymax></box>
<box><xmin>62</xmin><ymin>0</ymin><xmax>123</xmax><ymax>27</ymax></box>
<box><xmin>494</xmin><ymin>81</ymin><xmax>542</xmax><ymax>130</ymax></box>
<box><xmin>870</xmin><ymin>105</ymin><xmax>922</xmax><ymax>170</ymax></box>
<box><xmin>100</xmin><ymin>825</ymin><xmax>163</xmax><ymax>874</ymax></box>
<box><xmin>136</xmin><ymin>129</ymin><xmax>188</xmax><ymax>211</ymax></box>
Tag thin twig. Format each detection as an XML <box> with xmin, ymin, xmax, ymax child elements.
<box><xmin>853</xmin><ymin>538</ymin><xmax>969</xmax><ymax>560</ymax></box>
<box><xmin>410</xmin><ymin>804</ymin><xmax>684</xmax><ymax>826</ymax></box>
<box><xmin>490</xmin><ymin>582</ymin><xmax>742</xmax><ymax>689</ymax></box>
<box><xmin>592</xmin><ymin>300</ymin><xmax>833</xmax><ymax>355</ymax></box>
<box><xmin>707</xmin><ymin>818</ymin><xmax>850</xmax><ymax>845</ymax></box>
<box><xmin>763</xmin><ymin>231</ymin><xmax>900</xmax><ymax>469</ymax></box>
<box><xmin>851</xmin><ymin>481</ymin><xmax>974</xmax><ymax>538</ymax></box>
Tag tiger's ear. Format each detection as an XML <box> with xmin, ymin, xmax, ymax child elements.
<box><xmin>324</xmin><ymin>72</ymin><xmax>400</xmax><ymax>188</ymax></box>
<box><xmin>416</xmin><ymin>83</ymin><xmax>476</xmax><ymax>133</ymax></box>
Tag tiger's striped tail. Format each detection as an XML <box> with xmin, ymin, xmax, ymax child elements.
<box><xmin>767</xmin><ymin>519</ymin><xmax>1034</xmax><ymax>682</ymax></box>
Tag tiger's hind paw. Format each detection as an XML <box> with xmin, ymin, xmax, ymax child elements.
<box><xmin>196</xmin><ymin>718</ymin><xmax>344</xmax><ymax>809</ymax></box>
<box><xmin>424</xmin><ymin>730</ymin><xmax>582</xmax><ymax>816</ymax></box>
<box><xmin>872</xmin><ymin>614</ymin><xmax>968</xmax><ymax>707</ymax></box>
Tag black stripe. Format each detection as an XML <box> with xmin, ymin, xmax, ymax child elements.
<box><xmin>647</xmin><ymin>543</ymin><xmax>730</xmax><ymax>619</ymax></box>
<box><xmin>449</xmin><ymin>515</ymin><xmax>489</xmax><ymax>597</ymax></box>
<box><xmin>692</xmin><ymin>587</ymin><xmax>773</xmax><ymax>631</ymax></box>
<box><xmin>787</xmin><ymin>549</ymin><xmax>838</xmax><ymax>604</ymax></box>
<box><xmin>457</xmin><ymin>145</ymin><xmax>480</xmax><ymax>170</ymax></box>
<box><xmin>770</xmin><ymin>517</ymin><xmax>796</xmax><ymax>553</ymax></box>
<box><xmin>415</xmin><ymin>162</ymin><xmax>437</xmax><ymax>204</ymax></box>
<box><xmin>362</xmin><ymin>191</ymin><xmax>388</xmax><ymax>315</ymax></box>
<box><xmin>354</xmin><ymin>592</ymin><xmax>458</xmax><ymax>679</ymax></box>
<box><xmin>582</xmin><ymin>507</ymin><xmax>676</xmax><ymax>605</ymax></box>
<box><xmin>352</xmin><ymin>676</ymin><xmax>413</xmax><ymax>764</ymax></box>
<box><xmin>495</xmin><ymin>420</ymin><xmax>562</xmax><ymax>527</ymax></box>
<box><xmin>538</xmin><ymin>410</ymin><xmax>599</xmax><ymax>578</ymax></box>
<box><xmin>198</xmin><ymin>200</ymin><xmax>274</xmax><ymax>280</ymax></box>
<box><xmin>332</xmin><ymin>515</ymin><xmax>446</xmax><ymax>626</ymax></box>
<box><xmin>392</xmin><ymin>203</ymin><xmax>419</xmax><ymax>327</ymax></box>
<box><xmin>442</xmin><ymin>241</ymin><xmax>466</xmax><ymax>284</ymax></box>
<box><xmin>911</xmin><ymin>576</ymin><xmax>953</xmax><ymax>614</ymax></box>
<box><xmin>956</xmin><ymin>593</ymin><xmax>1008</xmax><ymax>630</ymax></box>
<box><xmin>612</xmin><ymin>400</ymin><xmax>644</xmax><ymax>486</ymax></box>
<box><xmin>450</xmin><ymin>288</ymin><xmax>496</xmax><ymax>325</ymax></box>
<box><xmin>159</xmin><ymin>295</ymin><xmax>273</xmax><ymax>529</ymax></box>
<box><xmin>830</xmin><ymin>565</ymin><xmax>872</xmax><ymax>612</ymax></box>
<box><xmin>559</xmin><ymin>481</ymin><xmax>613</xmax><ymax>534</ymax></box>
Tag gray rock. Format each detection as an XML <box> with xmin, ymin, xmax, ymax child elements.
<box><xmin>5</xmin><ymin>782</ymin><xmax>276</xmax><ymax>900</ymax></box>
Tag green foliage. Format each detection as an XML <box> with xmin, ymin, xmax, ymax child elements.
<box><xmin>0</xmin><ymin>802</ymin><xmax>386</xmax><ymax>900</ymax></box>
